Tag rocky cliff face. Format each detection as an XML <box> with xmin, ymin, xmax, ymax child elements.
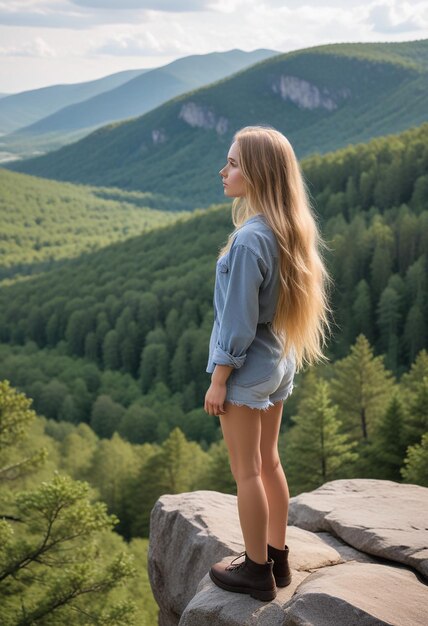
<box><xmin>152</xmin><ymin>129</ymin><xmax>167</xmax><ymax>145</ymax></box>
<box><xmin>271</xmin><ymin>75</ymin><xmax>351</xmax><ymax>110</ymax></box>
<box><xmin>148</xmin><ymin>479</ymin><xmax>428</xmax><ymax>625</ymax></box>
<box><xmin>178</xmin><ymin>102</ymin><xmax>229</xmax><ymax>135</ymax></box>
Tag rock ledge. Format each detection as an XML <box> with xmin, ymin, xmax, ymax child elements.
<box><xmin>148</xmin><ymin>480</ymin><xmax>428</xmax><ymax>625</ymax></box>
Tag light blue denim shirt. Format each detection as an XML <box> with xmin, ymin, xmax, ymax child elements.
<box><xmin>206</xmin><ymin>213</ymin><xmax>290</xmax><ymax>387</ymax></box>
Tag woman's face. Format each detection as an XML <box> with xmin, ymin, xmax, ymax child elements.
<box><xmin>219</xmin><ymin>141</ymin><xmax>246</xmax><ymax>197</ymax></box>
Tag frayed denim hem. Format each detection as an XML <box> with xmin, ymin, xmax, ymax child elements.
<box><xmin>225</xmin><ymin>383</ymin><xmax>295</xmax><ymax>412</ymax></box>
<box><xmin>226</xmin><ymin>398</ymin><xmax>274</xmax><ymax>412</ymax></box>
<box><xmin>226</xmin><ymin>395</ymin><xmax>291</xmax><ymax>412</ymax></box>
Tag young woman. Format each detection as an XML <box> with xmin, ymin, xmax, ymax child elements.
<box><xmin>204</xmin><ymin>125</ymin><xmax>333</xmax><ymax>602</ymax></box>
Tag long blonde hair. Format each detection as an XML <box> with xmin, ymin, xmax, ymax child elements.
<box><xmin>218</xmin><ymin>125</ymin><xmax>334</xmax><ymax>373</ymax></box>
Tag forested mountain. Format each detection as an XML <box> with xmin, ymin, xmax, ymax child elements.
<box><xmin>0</xmin><ymin>68</ymin><xmax>148</xmax><ymax>135</ymax></box>
<box><xmin>1</xmin><ymin>49</ymin><xmax>278</xmax><ymax>159</ymax></box>
<box><xmin>1</xmin><ymin>123</ymin><xmax>426</xmax><ymax>412</ymax></box>
<box><xmin>0</xmin><ymin>168</ymin><xmax>191</xmax><ymax>283</ymax></box>
<box><xmin>7</xmin><ymin>39</ymin><xmax>428</xmax><ymax>208</ymax></box>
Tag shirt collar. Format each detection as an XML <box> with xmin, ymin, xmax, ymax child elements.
<box><xmin>243</xmin><ymin>214</ymin><xmax>265</xmax><ymax>226</ymax></box>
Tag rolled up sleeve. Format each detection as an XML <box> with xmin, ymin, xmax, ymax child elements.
<box><xmin>212</xmin><ymin>244</ymin><xmax>266</xmax><ymax>369</ymax></box>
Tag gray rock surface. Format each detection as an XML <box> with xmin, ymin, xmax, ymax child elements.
<box><xmin>182</xmin><ymin>561</ymin><xmax>428</xmax><ymax>626</ymax></box>
<box><xmin>148</xmin><ymin>480</ymin><xmax>428</xmax><ymax>626</ymax></box>
<box><xmin>288</xmin><ymin>478</ymin><xmax>428</xmax><ymax>577</ymax></box>
<box><xmin>149</xmin><ymin>490</ymin><xmax>242</xmax><ymax>626</ymax></box>
<box><xmin>282</xmin><ymin>561</ymin><xmax>427</xmax><ymax>626</ymax></box>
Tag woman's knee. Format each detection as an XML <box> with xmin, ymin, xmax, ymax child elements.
<box><xmin>260</xmin><ymin>455</ymin><xmax>281</xmax><ymax>475</ymax></box>
<box><xmin>231</xmin><ymin>459</ymin><xmax>262</xmax><ymax>482</ymax></box>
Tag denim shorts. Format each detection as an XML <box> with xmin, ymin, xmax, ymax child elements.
<box><xmin>225</xmin><ymin>355</ymin><xmax>296</xmax><ymax>412</ymax></box>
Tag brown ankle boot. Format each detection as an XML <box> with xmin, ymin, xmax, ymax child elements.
<box><xmin>267</xmin><ymin>543</ymin><xmax>292</xmax><ymax>587</ymax></box>
<box><xmin>209</xmin><ymin>550</ymin><xmax>277</xmax><ymax>602</ymax></box>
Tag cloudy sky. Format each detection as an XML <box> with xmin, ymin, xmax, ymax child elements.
<box><xmin>1</xmin><ymin>0</ymin><xmax>427</xmax><ymax>94</ymax></box>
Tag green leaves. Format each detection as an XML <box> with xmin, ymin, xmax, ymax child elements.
<box><xmin>0</xmin><ymin>382</ymin><xmax>139</xmax><ymax>625</ymax></box>
<box><xmin>0</xmin><ymin>379</ymin><xmax>36</xmax><ymax>448</ymax></box>
<box><xmin>0</xmin><ymin>471</ymin><xmax>138</xmax><ymax>624</ymax></box>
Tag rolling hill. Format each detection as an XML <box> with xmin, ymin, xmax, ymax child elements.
<box><xmin>0</xmin><ymin>168</ymin><xmax>192</xmax><ymax>284</ymax></box>
<box><xmin>6</xmin><ymin>39</ymin><xmax>428</xmax><ymax>209</ymax></box>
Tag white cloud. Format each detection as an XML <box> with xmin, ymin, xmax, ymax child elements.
<box><xmin>0</xmin><ymin>1</ymin><xmax>94</xmax><ymax>29</ymax></box>
<box><xmin>369</xmin><ymin>1</ymin><xmax>426</xmax><ymax>34</ymax></box>
<box><xmin>95</xmin><ymin>32</ymin><xmax>187</xmax><ymax>56</ymax></box>
<box><xmin>0</xmin><ymin>0</ymin><xmax>214</xmax><ymax>29</ymax></box>
<box><xmin>0</xmin><ymin>36</ymin><xmax>57</xmax><ymax>57</ymax></box>
<box><xmin>1</xmin><ymin>0</ymin><xmax>428</xmax><ymax>92</ymax></box>
<box><xmin>0</xmin><ymin>0</ymin><xmax>427</xmax><ymax>32</ymax></box>
<box><xmin>71</xmin><ymin>0</ymin><xmax>210</xmax><ymax>10</ymax></box>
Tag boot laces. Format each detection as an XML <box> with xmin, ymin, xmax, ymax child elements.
<box><xmin>225</xmin><ymin>550</ymin><xmax>247</xmax><ymax>571</ymax></box>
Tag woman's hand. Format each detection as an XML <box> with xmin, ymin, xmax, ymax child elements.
<box><xmin>204</xmin><ymin>381</ymin><xmax>227</xmax><ymax>416</ymax></box>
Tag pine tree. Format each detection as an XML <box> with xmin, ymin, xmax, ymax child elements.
<box><xmin>376</xmin><ymin>286</ymin><xmax>401</xmax><ymax>371</ymax></box>
<box><xmin>0</xmin><ymin>473</ymin><xmax>137</xmax><ymax>625</ymax></box>
<box><xmin>103</xmin><ymin>329</ymin><xmax>121</xmax><ymax>370</ymax></box>
<box><xmin>284</xmin><ymin>376</ymin><xmax>358</xmax><ymax>493</ymax></box>
<box><xmin>0</xmin><ymin>380</ymin><xmax>137</xmax><ymax>625</ymax></box>
<box><xmin>85</xmin><ymin>432</ymin><xmax>141</xmax><ymax>536</ymax></box>
<box><xmin>65</xmin><ymin>309</ymin><xmax>92</xmax><ymax>357</ymax></box>
<box><xmin>402</xmin><ymin>376</ymin><xmax>428</xmax><ymax>450</ymax></box>
<box><xmin>370</xmin><ymin>234</ymin><xmax>393</xmax><ymax>302</ymax></box>
<box><xmin>139</xmin><ymin>343</ymin><xmax>169</xmax><ymax>394</ymax></box>
<box><xmin>352</xmin><ymin>279</ymin><xmax>372</xmax><ymax>343</ymax></box>
<box><xmin>128</xmin><ymin>428</ymin><xmax>206</xmax><ymax>536</ymax></box>
<box><xmin>161</xmin><ymin>427</ymin><xmax>201</xmax><ymax>493</ymax></box>
<box><xmin>401</xmin><ymin>432</ymin><xmax>428</xmax><ymax>487</ymax></box>
<box><xmin>330</xmin><ymin>334</ymin><xmax>395</xmax><ymax>441</ymax></box>
<box><xmin>400</xmin><ymin>349</ymin><xmax>428</xmax><ymax>396</ymax></box>
<box><xmin>367</xmin><ymin>393</ymin><xmax>408</xmax><ymax>481</ymax></box>
<box><xmin>399</xmin><ymin>350</ymin><xmax>428</xmax><ymax>448</ymax></box>
<box><xmin>403</xmin><ymin>303</ymin><xmax>426</xmax><ymax>364</ymax></box>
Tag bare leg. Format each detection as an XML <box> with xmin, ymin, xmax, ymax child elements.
<box><xmin>259</xmin><ymin>401</ymin><xmax>290</xmax><ymax>549</ymax></box>
<box><xmin>219</xmin><ymin>402</ymin><xmax>268</xmax><ymax>565</ymax></box>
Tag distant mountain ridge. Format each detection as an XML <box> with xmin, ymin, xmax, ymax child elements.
<box><xmin>6</xmin><ymin>39</ymin><xmax>428</xmax><ymax>208</ymax></box>
<box><xmin>1</xmin><ymin>49</ymin><xmax>279</xmax><ymax>158</ymax></box>
<box><xmin>0</xmin><ymin>68</ymin><xmax>149</xmax><ymax>135</ymax></box>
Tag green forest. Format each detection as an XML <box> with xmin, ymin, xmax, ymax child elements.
<box><xmin>1</xmin><ymin>339</ymin><xmax>427</xmax><ymax>623</ymax></box>
<box><xmin>0</xmin><ymin>170</ymin><xmax>191</xmax><ymax>283</ymax></box>
<box><xmin>1</xmin><ymin>119</ymin><xmax>427</xmax><ymax>624</ymax></box>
